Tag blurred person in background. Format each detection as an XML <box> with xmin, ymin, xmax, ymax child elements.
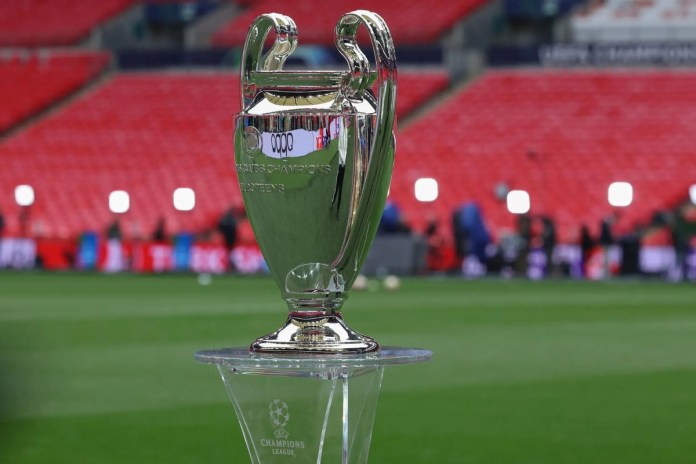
<box><xmin>106</xmin><ymin>218</ymin><xmax>122</xmax><ymax>241</ymax></box>
<box><xmin>516</xmin><ymin>213</ymin><xmax>532</xmax><ymax>276</ymax></box>
<box><xmin>218</xmin><ymin>207</ymin><xmax>238</xmax><ymax>251</ymax></box>
<box><xmin>452</xmin><ymin>207</ymin><xmax>466</xmax><ymax>262</ymax></box>
<box><xmin>379</xmin><ymin>200</ymin><xmax>410</xmax><ymax>234</ymax></box>
<box><xmin>152</xmin><ymin>217</ymin><xmax>167</xmax><ymax>243</ymax></box>
<box><xmin>541</xmin><ymin>215</ymin><xmax>557</xmax><ymax>276</ymax></box>
<box><xmin>671</xmin><ymin>202</ymin><xmax>692</xmax><ymax>280</ymax></box>
<box><xmin>453</xmin><ymin>202</ymin><xmax>491</xmax><ymax>272</ymax></box>
<box><xmin>580</xmin><ymin>223</ymin><xmax>595</xmax><ymax>276</ymax></box>
<box><xmin>599</xmin><ymin>213</ymin><xmax>617</xmax><ymax>278</ymax></box>
<box><xmin>424</xmin><ymin>215</ymin><xmax>447</xmax><ymax>272</ymax></box>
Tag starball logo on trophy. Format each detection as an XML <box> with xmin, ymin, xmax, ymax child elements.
<box><xmin>235</xmin><ymin>10</ymin><xmax>396</xmax><ymax>353</ymax></box>
<box><xmin>196</xmin><ymin>11</ymin><xmax>431</xmax><ymax>464</ymax></box>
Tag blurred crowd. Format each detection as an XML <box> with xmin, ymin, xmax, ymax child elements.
<box><xmin>377</xmin><ymin>197</ymin><xmax>696</xmax><ymax>281</ymax></box>
<box><xmin>1</xmin><ymin>195</ymin><xmax>695</xmax><ymax>280</ymax></box>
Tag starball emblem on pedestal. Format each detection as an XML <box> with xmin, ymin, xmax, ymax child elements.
<box><xmin>269</xmin><ymin>399</ymin><xmax>289</xmax><ymax>430</ymax></box>
<box><xmin>234</xmin><ymin>10</ymin><xmax>397</xmax><ymax>353</ymax></box>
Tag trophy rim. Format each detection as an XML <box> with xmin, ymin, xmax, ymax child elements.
<box><xmin>194</xmin><ymin>346</ymin><xmax>432</xmax><ymax>368</ymax></box>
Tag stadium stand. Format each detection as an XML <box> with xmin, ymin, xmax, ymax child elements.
<box><xmin>572</xmin><ymin>0</ymin><xmax>696</xmax><ymax>42</ymax></box>
<box><xmin>0</xmin><ymin>69</ymin><xmax>448</xmax><ymax>238</ymax></box>
<box><xmin>211</xmin><ymin>0</ymin><xmax>490</xmax><ymax>46</ymax></box>
<box><xmin>0</xmin><ymin>73</ymin><xmax>239</xmax><ymax>239</ymax></box>
<box><xmin>0</xmin><ymin>0</ymin><xmax>134</xmax><ymax>46</ymax></box>
<box><xmin>393</xmin><ymin>69</ymin><xmax>696</xmax><ymax>242</ymax></box>
<box><xmin>0</xmin><ymin>51</ymin><xmax>111</xmax><ymax>133</ymax></box>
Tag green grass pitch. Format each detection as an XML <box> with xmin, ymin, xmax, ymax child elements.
<box><xmin>1</xmin><ymin>273</ymin><xmax>695</xmax><ymax>463</ymax></box>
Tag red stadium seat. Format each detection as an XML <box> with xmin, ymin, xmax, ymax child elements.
<box><xmin>392</xmin><ymin>70</ymin><xmax>696</xmax><ymax>243</ymax></box>
<box><xmin>0</xmin><ymin>0</ymin><xmax>134</xmax><ymax>46</ymax></box>
<box><xmin>0</xmin><ymin>74</ymin><xmax>240</xmax><ymax>238</ymax></box>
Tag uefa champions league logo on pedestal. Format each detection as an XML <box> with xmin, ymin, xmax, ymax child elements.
<box><xmin>261</xmin><ymin>398</ymin><xmax>304</xmax><ymax>456</ymax></box>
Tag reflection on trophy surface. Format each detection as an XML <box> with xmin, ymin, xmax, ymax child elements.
<box><xmin>234</xmin><ymin>11</ymin><xmax>396</xmax><ymax>353</ymax></box>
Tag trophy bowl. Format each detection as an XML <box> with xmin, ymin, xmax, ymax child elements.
<box><xmin>234</xmin><ymin>11</ymin><xmax>397</xmax><ymax>353</ymax></box>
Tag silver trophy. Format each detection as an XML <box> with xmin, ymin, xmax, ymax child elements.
<box><xmin>196</xmin><ymin>12</ymin><xmax>431</xmax><ymax>463</ymax></box>
<box><xmin>235</xmin><ymin>10</ymin><xmax>396</xmax><ymax>353</ymax></box>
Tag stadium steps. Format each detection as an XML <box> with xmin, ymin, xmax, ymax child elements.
<box><xmin>81</xmin><ymin>3</ymin><xmax>145</xmax><ymax>49</ymax></box>
<box><xmin>184</xmin><ymin>2</ymin><xmax>243</xmax><ymax>48</ymax></box>
<box><xmin>399</xmin><ymin>68</ymin><xmax>482</xmax><ymax>130</ymax></box>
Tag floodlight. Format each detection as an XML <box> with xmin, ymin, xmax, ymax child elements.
<box><xmin>14</xmin><ymin>184</ymin><xmax>35</xmax><ymax>206</ymax></box>
<box><xmin>173</xmin><ymin>187</ymin><xmax>196</xmax><ymax>211</ymax></box>
<box><xmin>109</xmin><ymin>190</ymin><xmax>130</xmax><ymax>214</ymax></box>
<box><xmin>608</xmin><ymin>182</ymin><xmax>633</xmax><ymax>207</ymax></box>
<box><xmin>507</xmin><ymin>190</ymin><xmax>530</xmax><ymax>214</ymax></box>
<box><xmin>414</xmin><ymin>178</ymin><xmax>438</xmax><ymax>202</ymax></box>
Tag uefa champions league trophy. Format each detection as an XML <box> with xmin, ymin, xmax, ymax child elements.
<box><xmin>196</xmin><ymin>10</ymin><xmax>431</xmax><ymax>463</ymax></box>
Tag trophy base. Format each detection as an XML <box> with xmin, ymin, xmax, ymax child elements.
<box><xmin>195</xmin><ymin>348</ymin><xmax>432</xmax><ymax>464</ymax></box>
<box><xmin>250</xmin><ymin>312</ymin><xmax>379</xmax><ymax>354</ymax></box>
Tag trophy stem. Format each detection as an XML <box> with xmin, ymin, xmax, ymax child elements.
<box><xmin>250</xmin><ymin>311</ymin><xmax>379</xmax><ymax>354</ymax></box>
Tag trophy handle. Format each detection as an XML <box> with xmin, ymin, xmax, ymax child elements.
<box><xmin>335</xmin><ymin>10</ymin><xmax>397</xmax><ymax>127</ymax></box>
<box><xmin>330</xmin><ymin>11</ymin><xmax>397</xmax><ymax>278</ymax></box>
<box><xmin>240</xmin><ymin>13</ymin><xmax>298</xmax><ymax>108</ymax></box>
